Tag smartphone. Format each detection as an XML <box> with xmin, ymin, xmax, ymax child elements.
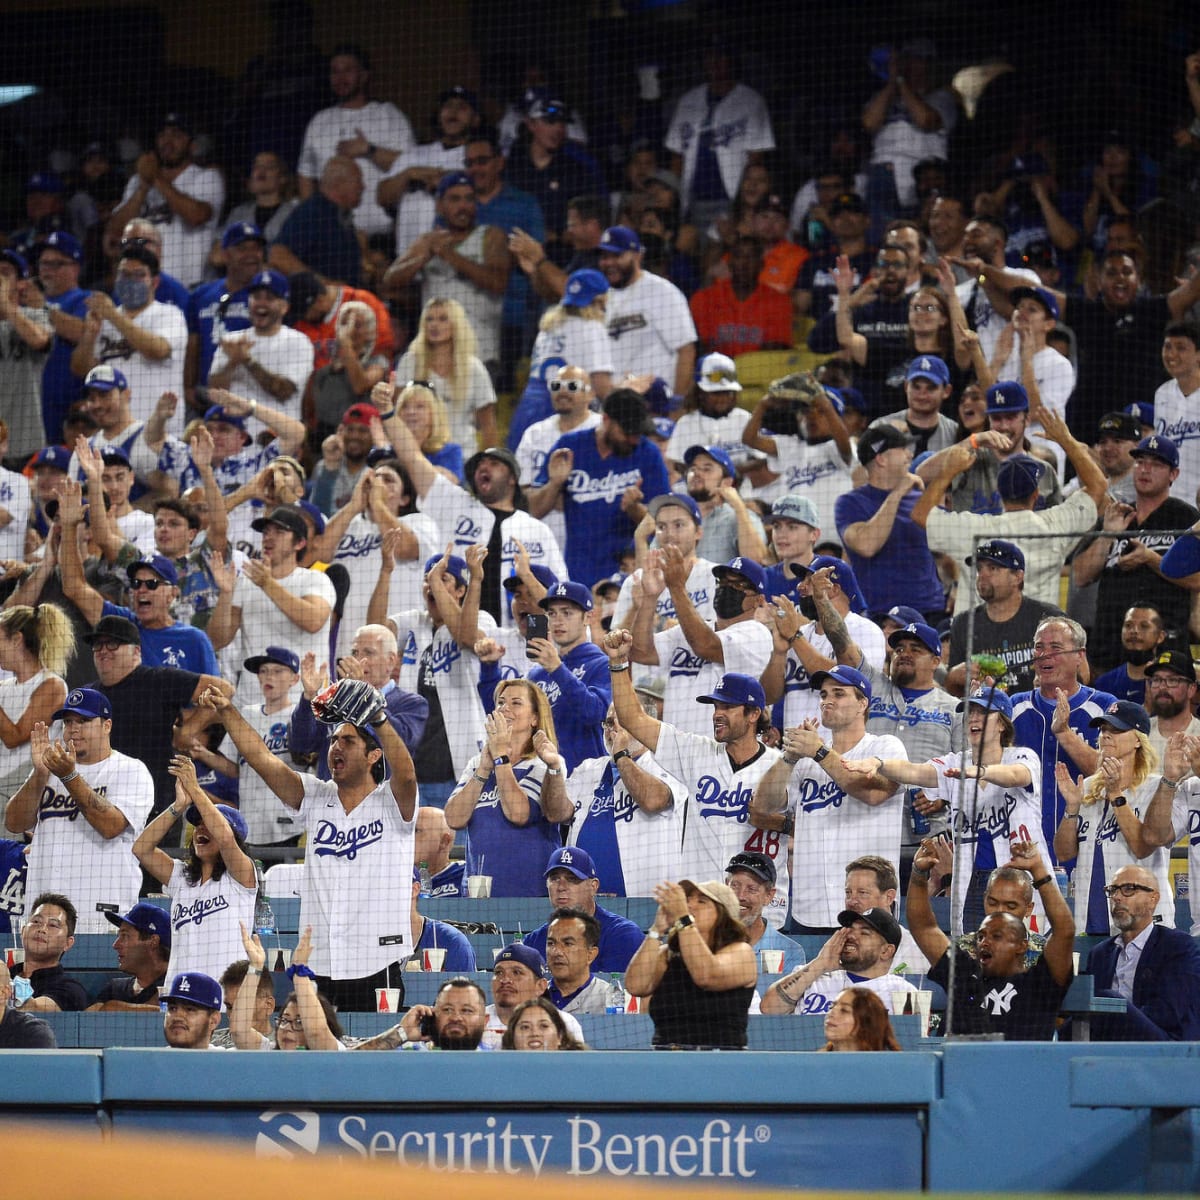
<box><xmin>419</xmin><ymin>1013</ymin><xmax>437</xmax><ymax>1040</ymax></box>
<box><xmin>525</xmin><ymin>612</ymin><xmax>548</xmax><ymax>658</ymax></box>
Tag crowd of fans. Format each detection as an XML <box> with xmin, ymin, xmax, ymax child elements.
<box><xmin>3</xmin><ymin>33</ymin><xmax>1200</xmax><ymax>1054</ymax></box>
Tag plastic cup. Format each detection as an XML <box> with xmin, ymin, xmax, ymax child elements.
<box><xmin>423</xmin><ymin>948</ymin><xmax>446</xmax><ymax>971</ymax></box>
<box><xmin>5</xmin><ymin>947</ymin><xmax>23</xmax><ymax>968</ymax></box>
<box><xmin>375</xmin><ymin>987</ymin><xmax>401</xmax><ymax>1013</ymax></box>
<box><xmin>467</xmin><ymin>875</ymin><xmax>492</xmax><ymax>898</ymax></box>
<box><xmin>915</xmin><ymin>990</ymin><xmax>932</xmax><ymax>1037</ymax></box>
<box><xmin>759</xmin><ymin>949</ymin><xmax>784</xmax><ymax>974</ymax></box>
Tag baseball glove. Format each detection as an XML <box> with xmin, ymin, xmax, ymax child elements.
<box><xmin>311</xmin><ymin>678</ymin><xmax>386</xmax><ymax>728</ymax></box>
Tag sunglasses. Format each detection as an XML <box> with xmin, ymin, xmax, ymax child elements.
<box><xmin>702</xmin><ymin>370</ymin><xmax>737</xmax><ymax>385</ymax></box>
<box><xmin>130</xmin><ymin>577</ymin><xmax>166</xmax><ymax>591</ymax></box>
<box><xmin>549</xmin><ymin>379</ymin><xmax>588</xmax><ymax>393</ymax></box>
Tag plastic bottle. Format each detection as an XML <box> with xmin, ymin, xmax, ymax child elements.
<box><xmin>418</xmin><ymin>861</ymin><xmax>432</xmax><ymax>898</ymax></box>
<box><xmin>254</xmin><ymin>892</ymin><xmax>276</xmax><ymax>938</ymax></box>
<box><xmin>909</xmin><ymin>788</ymin><xmax>930</xmax><ymax>837</ymax></box>
<box><xmin>605</xmin><ymin>973</ymin><xmax>626</xmax><ymax>1014</ymax></box>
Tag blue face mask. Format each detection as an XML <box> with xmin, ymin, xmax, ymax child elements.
<box><xmin>114</xmin><ymin>276</ymin><xmax>151</xmax><ymax>310</ymax></box>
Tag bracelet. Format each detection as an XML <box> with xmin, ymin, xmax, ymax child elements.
<box><xmin>608</xmin><ymin>662</ymin><xmax>630</xmax><ymax>673</ymax></box>
<box><xmin>246</xmin><ymin>967</ymin><xmax>261</xmax><ymax>976</ymax></box>
<box><xmin>782</xmin><ymin>752</ymin><xmax>801</xmax><ymax>766</ymax></box>
<box><xmin>493</xmin><ymin>754</ymin><xmax>511</xmax><ymax>767</ymax></box>
<box><xmin>286</xmin><ymin>964</ymin><xmax>316</xmax><ymax>981</ymax></box>
<box><xmin>969</xmin><ymin>434</ymin><xmax>980</xmax><ymax>449</ymax></box>
<box><xmin>787</xmin><ymin>630</ymin><xmax>804</xmax><ymax>643</ymax></box>
<box><xmin>472</xmin><ymin>771</ymin><xmax>489</xmax><ymax>784</ymax></box>
<box><xmin>544</xmin><ymin>765</ymin><xmax>562</xmax><ymax>776</ymax></box>
<box><xmin>377</xmin><ymin>409</ymin><xmax>396</xmax><ymax>421</ymax></box>
<box><xmin>60</xmin><ymin>770</ymin><xmax>79</xmax><ymax>785</ymax></box>
<box><xmin>1031</xmin><ymin>875</ymin><xmax>1053</xmax><ymax>889</ymax></box>
<box><xmin>613</xmin><ymin>749</ymin><xmax>632</xmax><ymax>765</ymax></box>
<box><xmin>645</xmin><ymin>929</ymin><xmax>661</xmax><ymax>942</ymax></box>
<box><xmin>910</xmin><ymin>867</ymin><xmax>931</xmax><ymax>884</ymax></box>
<box><xmin>1162</xmin><ymin>776</ymin><xmax>1183</xmax><ymax>789</ymax></box>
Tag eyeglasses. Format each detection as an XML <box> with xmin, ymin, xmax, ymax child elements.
<box><xmin>464</xmin><ymin>155</ymin><xmax>494</xmax><ymax>167</ymax></box>
<box><xmin>274</xmin><ymin>1015</ymin><xmax>304</xmax><ymax>1030</ymax></box>
<box><xmin>910</xmin><ymin>303</ymin><xmax>940</xmax><ymax>313</ymax></box>
<box><xmin>875</xmin><ymin>257</ymin><xmax>906</xmax><ymax>269</ymax></box>
<box><xmin>129</xmin><ymin>577</ymin><xmax>165</xmax><ymax>591</ymax></box>
<box><xmin>1147</xmin><ymin>674</ymin><xmax>1191</xmax><ymax>689</ymax></box>
<box><xmin>1103</xmin><ymin>883</ymin><xmax>1156</xmax><ymax>898</ymax></box>
<box><xmin>26</xmin><ymin>916</ymin><xmax>67</xmax><ymax>930</ymax></box>
<box><xmin>549</xmin><ymin>379</ymin><xmax>588</xmax><ymax>393</ymax></box>
<box><xmin>719</xmin><ymin>576</ymin><xmax>758</xmax><ymax>595</ymax></box>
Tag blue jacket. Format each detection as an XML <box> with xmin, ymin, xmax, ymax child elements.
<box><xmin>1087</xmin><ymin>924</ymin><xmax>1200</xmax><ymax>1041</ymax></box>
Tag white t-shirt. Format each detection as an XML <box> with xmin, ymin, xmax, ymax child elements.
<box><xmin>869</xmin><ymin>89</ymin><xmax>957</xmax><ymax>208</ymax></box>
<box><xmin>763</xmin><ymin>437</ymin><xmax>852</xmax><ymax>537</ymax></box>
<box><xmin>219</xmin><ymin>702</ymin><xmax>300</xmax><ymax>844</ymax></box>
<box><xmin>208</xmin><ymin>326</ymin><xmax>314</xmax><ymax>422</ymax></box>
<box><xmin>527</xmin><ymin>319</ymin><xmax>613</xmax><ymax>393</ymax></box>
<box><xmin>653</xmin><ymin>619</ymin><xmax>773</xmax><ymax>738</ymax></box>
<box><xmin>0</xmin><ymin>669</ymin><xmax>58</xmax><ymax>799</ymax></box>
<box><xmin>298</xmin><ymin>100</ymin><xmax>416</xmax><ymax>236</ymax></box>
<box><xmin>385</xmin><ymin>141</ymin><xmax>467</xmax><ymax>254</ymax></box>
<box><xmin>780</xmin><ymin>613</ymin><xmax>887</xmax><ymax>733</ymax></box>
<box><xmin>119</xmin><ymin>164</ymin><xmax>225</xmax><ymax>286</ymax></box>
<box><xmin>394</xmin><ymin>350</ymin><xmax>496</xmax><ymax>453</ymax></box>
<box><xmin>1153</xmin><ymin>377</ymin><xmax>1200</xmax><ymax>506</ymax></box>
<box><xmin>0</xmin><ymin>468</ymin><xmax>31</xmax><ymax>561</ymax></box>
<box><xmin>297</xmin><ymin>774</ymin><xmax>417</xmax><ymax>979</ymax></box>
<box><xmin>792</xmin><ymin>968</ymin><xmax>917</xmax><ymax>1015</ymax></box>
<box><xmin>93</xmin><ymin>301</ymin><xmax>188</xmax><ymax>433</ymax></box>
<box><xmin>653</xmin><ymin>725</ymin><xmax>788</xmax><ymax>926</ymax></box>
<box><xmin>786</xmin><ymin>731</ymin><xmax>906</xmax><ymax>928</ymax></box>
<box><xmin>993</xmin><ymin>344</ymin><xmax>1076</xmax><ymax>475</ymax></box>
<box><xmin>665</xmin><ymin>408</ymin><xmax>751</xmax><ymax>467</ymax></box>
<box><xmin>231</xmin><ymin>566</ymin><xmax>337</xmax><ymax>704</ymax></box>
<box><xmin>23</xmin><ymin>749</ymin><xmax>155</xmax><ymax>934</ymax></box>
<box><xmin>612</xmin><ymin>557</ymin><xmax>718</xmax><ymax>630</ymax></box>
<box><xmin>516</xmin><ymin>412</ymin><xmax>601</xmax><ymax>554</ymax></box>
<box><xmin>605</xmin><ymin>270</ymin><xmax>697</xmax><ymax>385</ymax></box>
<box><xmin>164</xmin><ymin>857</ymin><xmax>257</xmax><ymax>988</ymax></box>
<box><xmin>956</xmin><ymin>267</ymin><xmax>1040</xmax><ymax>363</ymax></box>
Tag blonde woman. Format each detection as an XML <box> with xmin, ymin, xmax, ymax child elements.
<box><xmin>1054</xmin><ymin>701</ymin><xmax>1180</xmax><ymax>935</ymax></box>
<box><xmin>0</xmin><ymin>603</ymin><xmax>72</xmax><ymax>800</ymax></box>
<box><xmin>396</xmin><ymin>381</ymin><xmax>463</xmax><ymax>480</ymax></box>
<box><xmin>394</xmin><ymin>298</ymin><xmax>497</xmax><ymax>452</ymax></box>
<box><xmin>444</xmin><ymin>678</ymin><xmax>572</xmax><ymax>897</ymax></box>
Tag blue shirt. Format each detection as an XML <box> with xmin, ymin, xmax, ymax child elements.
<box><xmin>102</xmin><ymin>601</ymin><xmax>220</xmax><ymax>674</ymax></box>
<box><xmin>152</xmin><ymin>273</ymin><xmax>190</xmax><ymax>314</ymax></box>
<box><xmin>524</xmin><ymin>903</ymin><xmax>645</xmax><ymax>973</ymax></box>
<box><xmin>0</xmin><ymin>838</ymin><xmax>27</xmax><ymax>936</ymax></box>
<box><xmin>414</xmin><ymin>917</ymin><xmax>476</xmax><ymax>972</ymax></box>
<box><xmin>275</xmin><ymin>192</ymin><xmax>361</xmax><ymax>286</ymax></box>
<box><xmin>476</xmin><ymin>183</ymin><xmax>545</xmax><ymax>326</ymax></box>
<box><xmin>42</xmin><ymin>286</ymin><xmax>91</xmax><ymax>442</ymax></box>
<box><xmin>754</xmin><ymin>923</ymin><xmax>807</xmax><ymax>977</ymax></box>
<box><xmin>1092</xmin><ymin>664</ymin><xmax>1146</xmax><ymax>706</ymax></box>
<box><xmin>429</xmin><ymin>861</ymin><xmax>466</xmax><ymax>898</ymax></box>
<box><xmin>535</xmin><ymin>427</ymin><xmax>670</xmax><ymax>587</ymax></box>
<box><xmin>188</xmin><ymin>280</ymin><xmax>253</xmax><ymax>384</ymax></box>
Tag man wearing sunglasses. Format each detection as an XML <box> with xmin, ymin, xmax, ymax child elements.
<box><xmin>1083</xmin><ymin>865</ymin><xmax>1200</xmax><ymax>1040</ymax></box>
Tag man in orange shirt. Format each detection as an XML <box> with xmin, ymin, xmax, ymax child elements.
<box><xmin>753</xmin><ymin>194</ymin><xmax>808</xmax><ymax>297</ymax></box>
<box><xmin>690</xmin><ymin>237</ymin><xmax>793</xmax><ymax>357</ymax></box>
<box><xmin>286</xmin><ymin>270</ymin><xmax>395</xmax><ymax>372</ymax></box>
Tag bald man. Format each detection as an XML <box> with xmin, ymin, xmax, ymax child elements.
<box><xmin>271</xmin><ymin>155</ymin><xmax>365</xmax><ymax>285</ymax></box>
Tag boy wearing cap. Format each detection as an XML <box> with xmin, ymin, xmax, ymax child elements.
<box><xmin>87</xmin><ymin>901</ymin><xmax>172</xmax><ymax>1012</ymax></box>
<box><xmin>1154</xmin><ymin>321</ymin><xmax>1200</xmax><ymax>506</ymax></box>
<box><xmin>207</xmin><ymin>269</ymin><xmax>313</xmax><ymax>419</ymax></box>
<box><xmin>6</xmin><ymin>689</ymin><xmax>154</xmax><ymax>933</ymax></box>
<box><xmin>162</xmin><ymin>972</ymin><xmax>225</xmax><ymax>1048</ymax></box>
<box><xmin>0</xmin><ymin>250</ymin><xmax>52</xmax><ymax>461</ymax></box>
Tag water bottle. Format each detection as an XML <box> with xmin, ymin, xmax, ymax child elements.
<box><xmin>605</xmin><ymin>973</ymin><xmax>626</xmax><ymax>1015</ymax></box>
<box><xmin>418</xmin><ymin>861</ymin><xmax>432</xmax><ymax>898</ymax></box>
<box><xmin>254</xmin><ymin>892</ymin><xmax>276</xmax><ymax>938</ymax></box>
<box><xmin>909</xmin><ymin>788</ymin><xmax>930</xmax><ymax>837</ymax></box>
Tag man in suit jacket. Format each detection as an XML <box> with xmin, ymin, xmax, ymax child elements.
<box><xmin>1086</xmin><ymin>864</ymin><xmax>1200</xmax><ymax>1041</ymax></box>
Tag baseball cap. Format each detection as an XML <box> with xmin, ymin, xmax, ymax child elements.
<box><xmin>203</xmin><ymin>404</ymin><xmax>248</xmax><ymax>431</ymax></box>
<box><xmin>162</xmin><ymin>972</ymin><xmax>222</xmax><ymax>1011</ymax></box>
<box><xmin>726</xmin><ymin>851</ymin><xmax>776</xmax><ymax>885</ymax></box>
<box><xmin>647</xmin><ymin>169</ymin><xmax>682</xmax><ymax>195</ymax></box>
<box><xmin>435</xmin><ymin>170</ymin><xmax>473</xmax><ymax>199</ymax></box>
<box><xmin>545</xmin><ymin>846</ymin><xmax>598</xmax><ymax>880</ymax></box>
<box><xmin>1010</xmin><ymin>285</ymin><xmax>1060</xmax><ymax>321</ymax></box>
<box><xmin>713</xmin><ymin>556</ymin><xmax>767</xmax><ymax>594</ymax></box>
<box><xmin>285</xmin><ymin>271</ymin><xmax>324</xmax><ymax>324</ymax></box>
<box><xmin>159</xmin><ymin>112</ymin><xmax>192</xmax><ymax>134</ymax></box>
<box><xmin>527</xmin><ymin>96</ymin><xmax>569</xmax><ymax>123</ymax></box>
<box><xmin>838</xmin><ymin>906</ymin><xmax>902</xmax><ymax>948</ymax></box>
<box><xmin>810</xmin><ymin>664</ymin><xmax>872</xmax><ymax>700</ymax></box>
<box><xmin>562</xmin><ymin>268</ymin><xmax>609</xmax><ymax>308</ymax></box>
<box><xmin>183</xmin><ymin>801</ymin><xmax>249</xmax><ymax>842</ymax></box>
<box><xmin>957</xmin><ymin>685</ymin><xmax>1014</xmax><ymax>723</ymax></box>
<box><xmin>495</xmin><ymin>943</ymin><xmax>546</xmax><ymax>976</ymax></box>
<box><xmin>791</xmin><ymin>555</ymin><xmax>868</xmax><ymax>614</ymax></box>
<box><xmin>221</xmin><ymin>221</ymin><xmax>266</xmax><ymax>249</ymax></box>
<box><xmin>906</xmin><ymin>355</ymin><xmax>950</xmax><ymax>386</ymax></box>
<box><xmin>683</xmin><ymin>444</ymin><xmax>738</xmax><ymax>480</ymax></box>
<box><xmin>424</xmin><ymin>553</ymin><xmax>469</xmax><ymax>588</ymax></box>
<box><xmin>652</xmin><ymin>416</ymin><xmax>675</xmax><ymax>440</ymax></box>
<box><xmin>697</xmin><ymin>353</ymin><xmax>742</xmax><ymax>393</ymax></box>
<box><xmin>83</xmin><ymin>364</ymin><xmax>128</xmax><ymax>393</ymax></box>
<box><xmin>598</xmin><ymin>225</ymin><xmax>642</xmax><ymax>255</ymax></box>
<box><xmin>128</xmin><ymin>554</ymin><xmax>179</xmax><ymax>588</ymax></box>
<box><xmin>648</xmin><ymin>493</ymin><xmax>702</xmax><ymax>525</ymax></box>
<box><xmin>502</xmin><ymin>563</ymin><xmax>557</xmax><ymax>593</ymax></box>
<box><xmin>1097</xmin><ymin>412</ymin><xmax>1141</xmax><ymax>441</ymax></box>
<box><xmin>829</xmin><ymin>191</ymin><xmax>867</xmax><ymax>215</ymax></box>
<box><xmin>295</xmin><ymin>498</ymin><xmax>325</xmax><ymax>535</ymax></box>
<box><xmin>438</xmin><ymin>84</ymin><xmax>479</xmax><ymax>111</ymax></box>
<box><xmin>464</xmin><ymin>446</ymin><xmax>522</xmax><ymax>485</ymax></box>
<box><xmin>105</xmin><ymin>901</ymin><xmax>172</xmax><ymax>948</ymax></box>
<box><xmin>1130</xmin><ymin>434</ymin><xmax>1180</xmax><ymax>469</ymax></box>
<box><xmin>1144</xmin><ymin>651</ymin><xmax>1197</xmax><ymax>682</ymax></box>
<box><xmin>244</xmin><ymin>645</ymin><xmax>300</xmax><ymax>674</ymax></box>
<box><xmin>100</xmin><ymin>447</ymin><xmax>132</xmax><ymax>470</ymax></box>
<box><xmin>1090</xmin><ymin>700</ymin><xmax>1151</xmax><ymax>736</ymax></box>
<box><xmin>683</xmin><ymin>880</ymin><xmax>742</xmax><ymax>924</ymax></box>
<box><xmin>81</xmin><ymin>615</ymin><xmax>141</xmax><ymax>647</ymax></box>
<box><xmin>40</xmin><ymin>231</ymin><xmax>83</xmax><ymax>262</ymax></box>
<box><xmin>248</xmin><ymin>268</ymin><xmax>289</xmax><ymax>298</ymax></box>
<box><xmin>0</xmin><ymin>248</ymin><xmax>30</xmax><ymax>278</ymax></box>
<box><xmin>52</xmin><ymin>686</ymin><xmax>113</xmax><ymax>722</ymax></box>
<box><xmin>857</xmin><ymin>422</ymin><xmax>911</xmax><ymax>466</ymax></box>
<box><xmin>997</xmin><ymin>455</ymin><xmax>1044</xmax><ymax>501</ymax></box>
<box><xmin>986</xmin><ymin>381</ymin><xmax>1029</xmax><ymax>414</ymax></box>
<box><xmin>697</xmin><ymin>672</ymin><xmax>767</xmax><ymax>710</ymax></box>
<box><xmin>879</xmin><ymin>604</ymin><xmax>924</xmax><ymax>627</ymax></box>
<box><xmin>887</xmin><ymin>622</ymin><xmax>942</xmax><ymax>656</ymax></box>
<box><xmin>341</xmin><ymin>402</ymin><xmax>379</xmax><ymax>427</ymax></box>
<box><xmin>754</xmin><ymin>193</ymin><xmax>788</xmax><ymax>216</ymax></box>
<box><xmin>763</xmin><ymin>494</ymin><xmax>819</xmax><ymax>528</ymax></box>
<box><xmin>602</xmin><ymin>389</ymin><xmax>654</xmax><ymax>436</ymax></box>
<box><xmin>966</xmin><ymin>539</ymin><xmax>1025</xmax><ymax>572</ymax></box>
<box><xmin>33</xmin><ymin>446</ymin><xmax>70</xmax><ymax>472</ymax></box>
<box><xmin>26</xmin><ymin>171</ymin><xmax>64</xmax><ymax>194</ymax></box>
<box><xmin>250</xmin><ymin>505</ymin><xmax>308</xmax><ymax>541</ymax></box>
<box><xmin>539</xmin><ymin>580</ymin><xmax>594</xmax><ymax>612</ymax></box>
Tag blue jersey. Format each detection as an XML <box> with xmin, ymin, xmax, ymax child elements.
<box><xmin>188</xmin><ymin>280</ymin><xmax>253</xmax><ymax>384</ymax></box>
<box><xmin>536</xmin><ymin>427</ymin><xmax>669</xmax><ymax>587</ymax></box>
<box><xmin>528</xmin><ymin>642</ymin><xmax>611</xmax><ymax>772</ymax></box>
<box><xmin>42</xmin><ymin>286</ymin><xmax>91</xmax><ymax>442</ymax></box>
<box><xmin>476</xmin><ymin>183</ymin><xmax>544</xmax><ymax>327</ymax></box>
<box><xmin>0</xmin><ymin>838</ymin><xmax>26</xmax><ymax>936</ymax></box>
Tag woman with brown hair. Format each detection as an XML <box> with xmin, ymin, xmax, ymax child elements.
<box><xmin>501</xmin><ymin>996</ymin><xmax>585</xmax><ymax>1050</ymax></box>
<box><xmin>821</xmin><ymin>986</ymin><xmax>901</xmax><ymax>1052</ymax></box>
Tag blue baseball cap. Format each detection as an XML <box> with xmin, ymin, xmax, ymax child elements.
<box><xmin>539</xmin><ymin>580</ymin><xmax>594</xmax><ymax>612</ymax></box>
<box><xmin>424</xmin><ymin>553</ymin><xmax>470</xmax><ymax>588</ymax></box>
<box><xmin>879</xmin><ymin>604</ymin><xmax>924</xmax><ymax>627</ymax></box>
<box><xmin>1130</xmin><ymin>434</ymin><xmax>1180</xmax><ymax>469</ymax></box>
<box><xmin>438</xmin><ymin>84</ymin><xmax>480</xmax><ymax>112</ymax></box>
<box><xmin>997</xmin><ymin>455</ymin><xmax>1044</xmax><ymax>501</ymax></box>
<box><xmin>821</xmin><ymin>386</ymin><xmax>846</xmax><ymax>415</ymax></box>
<box><xmin>887</xmin><ymin>621</ymin><xmax>942</xmax><ymax>656</ymax></box>
<box><xmin>967</xmin><ymin>539</ymin><xmax>1025</xmax><ymax>571</ymax></box>
<box><xmin>1090</xmin><ymin>700</ymin><xmax>1151</xmax><ymax>737</ymax></box>
<box><xmin>221</xmin><ymin>221</ymin><xmax>266</xmax><ymax>249</ymax></box>
<box><xmin>503</xmin><ymin>563</ymin><xmax>558</xmax><ymax>592</ymax></box>
<box><xmin>527</xmin><ymin>96</ymin><xmax>569</xmax><ymax>123</ymax></box>
<box><xmin>986</xmin><ymin>381</ymin><xmax>1029</xmax><ymax>414</ymax></box>
<box><xmin>1010</xmin><ymin>285</ymin><xmax>1060</xmax><ymax>321</ymax></box>
<box><xmin>184</xmin><ymin>801</ymin><xmax>249</xmax><ymax>842</ymax></box>
<box><xmin>791</xmin><ymin>555</ymin><xmax>868</xmax><ymax>614</ymax></box>
<box><xmin>128</xmin><ymin>554</ymin><xmax>179</xmax><ymax>587</ymax></box>
<box><xmin>810</xmin><ymin>664</ymin><xmax>873</xmax><ymax>700</ymax></box>
<box><xmin>698</xmin><ymin>672</ymin><xmax>767</xmax><ymax>710</ymax></box>
<box><xmin>652</xmin><ymin>416</ymin><xmax>676</xmax><ymax>439</ymax></box>
<box><xmin>295</xmin><ymin>498</ymin><xmax>326</xmax><ymax>535</ymax></box>
<box><xmin>1</xmin><ymin>248</ymin><xmax>30</xmax><ymax>278</ymax></box>
<box><xmin>495</xmin><ymin>943</ymin><xmax>547</xmax><ymax>977</ymax></box>
<box><xmin>957</xmin><ymin>686</ymin><xmax>1014</xmax><ymax>723</ymax></box>
<box><xmin>1124</xmin><ymin>401</ymin><xmax>1155</xmax><ymax>428</ymax></box>
<box><xmin>684</xmin><ymin>444</ymin><xmax>738</xmax><ymax>480</ymax></box>
<box><xmin>33</xmin><ymin>446</ymin><xmax>71</xmax><ymax>472</ymax></box>
<box><xmin>648</xmin><ymin>492</ymin><xmax>702</xmax><ymax>525</ymax></box>
<box><xmin>598</xmin><ymin>225</ymin><xmax>642</xmax><ymax>254</ymax></box>
<box><xmin>840</xmin><ymin>386</ymin><xmax>868</xmax><ymax>413</ymax></box>
<box><xmin>562</xmin><ymin>268</ymin><xmax>609</xmax><ymax>308</ymax></box>
<box><xmin>100</xmin><ymin>447</ymin><xmax>132</xmax><ymax>469</ymax></box>
<box><xmin>53</xmin><ymin>687</ymin><xmax>113</xmax><ymax>722</ymax></box>
<box><xmin>163</xmin><ymin>972</ymin><xmax>222</xmax><ymax>1011</ymax></box>
<box><xmin>243</xmin><ymin>645</ymin><xmax>300</xmax><ymax>674</ymax></box>
<box><xmin>248</xmin><ymin>268</ymin><xmax>289</xmax><ymax>298</ymax></box>
<box><xmin>203</xmin><ymin>404</ymin><xmax>248</xmax><ymax>431</ymax></box>
<box><xmin>40</xmin><ymin>231</ymin><xmax>82</xmax><ymax>262</ymax></box>
<box><xmin>435</xmin><ymin>170</ymin><xmax>473</xmax><ymax>199</ymax></box>
<box><xmin>26</xmin><ymin>171</ymin><xmax>64</xmax><ymax>194</ymax></box>
<box><xmin>545</xmin><ymin>846</ymin><xmax>598</xmax><ymax>880</ymax></box>
<box><xmin>105</xmin><ymin>901</ymin><xmax>172</xmax><ymax>948</ymax></box>
<box><xmin>906</xmin><ymin>355</ymin><xmax>950</xmax><ymax>386</ymax></box>
<box><xmin>714</xmin><ymin>556</ymin><xmax>767</xmax><ymax>595</ymax></box>
<box><xmin>83</xmin><ymin>364</ymin><xmax>128</xmax><ymax>393</ymax></box>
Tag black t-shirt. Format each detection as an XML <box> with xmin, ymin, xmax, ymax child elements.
<box><xmin>91</xmin><ymin>664</ymin><xmax>201</xmax><ymax>814</ymax></box>
<box><xmin>929</xmin><ymin>946</ymin><xmax>1068</xmax><ymax>1041</ymax></box>
<box><xmin>808</xmin><ymin>295</ymin><xmax>911</xmax><ymax>416</ymax></box>
<box><xmin>21</xmin><ymin>962</ymin><xmax>89</xmax><ymax>1012</ymax></box>
<box><xmin>414</xmin><ymin>641</ymin><xmax>453</xmax><ymax>784</ymax></box>
<box><xmin>947</xmin><ymin>597</ymin><xmax>1064</xmax><ymax>694</ymax></box>
<box><xmin>92</xmin><ymin>972</ymin><xmax>165</xmax><ymax>1005</ymax></box>
<box><xmin>0</xmin><ymin>1008</ymin><xmax>56</xmax><ymax>1048</ymax></box>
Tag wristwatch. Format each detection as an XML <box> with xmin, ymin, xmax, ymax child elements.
<box><xmin>493</xmin><ymin>754</ymin><xmax>511</xmax><ymax>767</ymax></box>
<box><xmin>1110</xmin><ymin>795</ymin><xmax>1127</xmax><ymax>808</ymax></box>
<box><xmin>613</xmin><ymin>749</ymin><xmax>632</xmax><ymax>765</ymax></box>
<box><xmin>813</xmin><ymin>746</ymin><xmax>830</xmax><ymax>763</ymax></box>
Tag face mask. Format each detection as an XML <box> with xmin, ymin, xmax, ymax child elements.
<box><xmin>114</xmin><ymin>277</ymin><xmax>151</xmax><ymax>309</ymax></box>
<box><xmin>713</xmin><ymin>584</ymin><xmax>747</xmax><ymax>620</ymax></box>
<box><xmin>1124</xmin><ymin>645</ymin><xmax>1157</xmax><ymax>666</ymax></box>
<box><xmin>797</xmin><ymin>594</ymin><xmax>819</xmax><ymax>621</ymax></box>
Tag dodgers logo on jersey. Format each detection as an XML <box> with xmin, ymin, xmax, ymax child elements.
<box><xmin>454</xmin><ymin>515</ymin><xmax>486</xmax><ymax>542</ymax></box>
<box><xmin>312</xmin><ymin>819</ymin><xmax>385</xmax><ymax>858</ymax></box>
<box><xmin>794</xmin><ymin>775</ymin><xmax>845</xmax><ymax>814</ymax></box>
<box><xmin>173</xmin><ymin>894</ymin><xmax>231</xmax><ymax>928</ymax></box>
<box><xmin>668</xmin><ymin>645</ymin><xmax>706</xmax><ymax>678</ymax></box>
<box><xmin>951</xmin><ymin>792</ymin><xmax>1018</xmax><ymax>841</ymax></box>
<box><xmin>694</xmin><ymin>776</ymin><xmax>753</xmax><ymax>821</ymax></box>
<box><xmin>567</xmin><ymin>466</ymin><xmax>643</xmax><ymax>505</ymax></box>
